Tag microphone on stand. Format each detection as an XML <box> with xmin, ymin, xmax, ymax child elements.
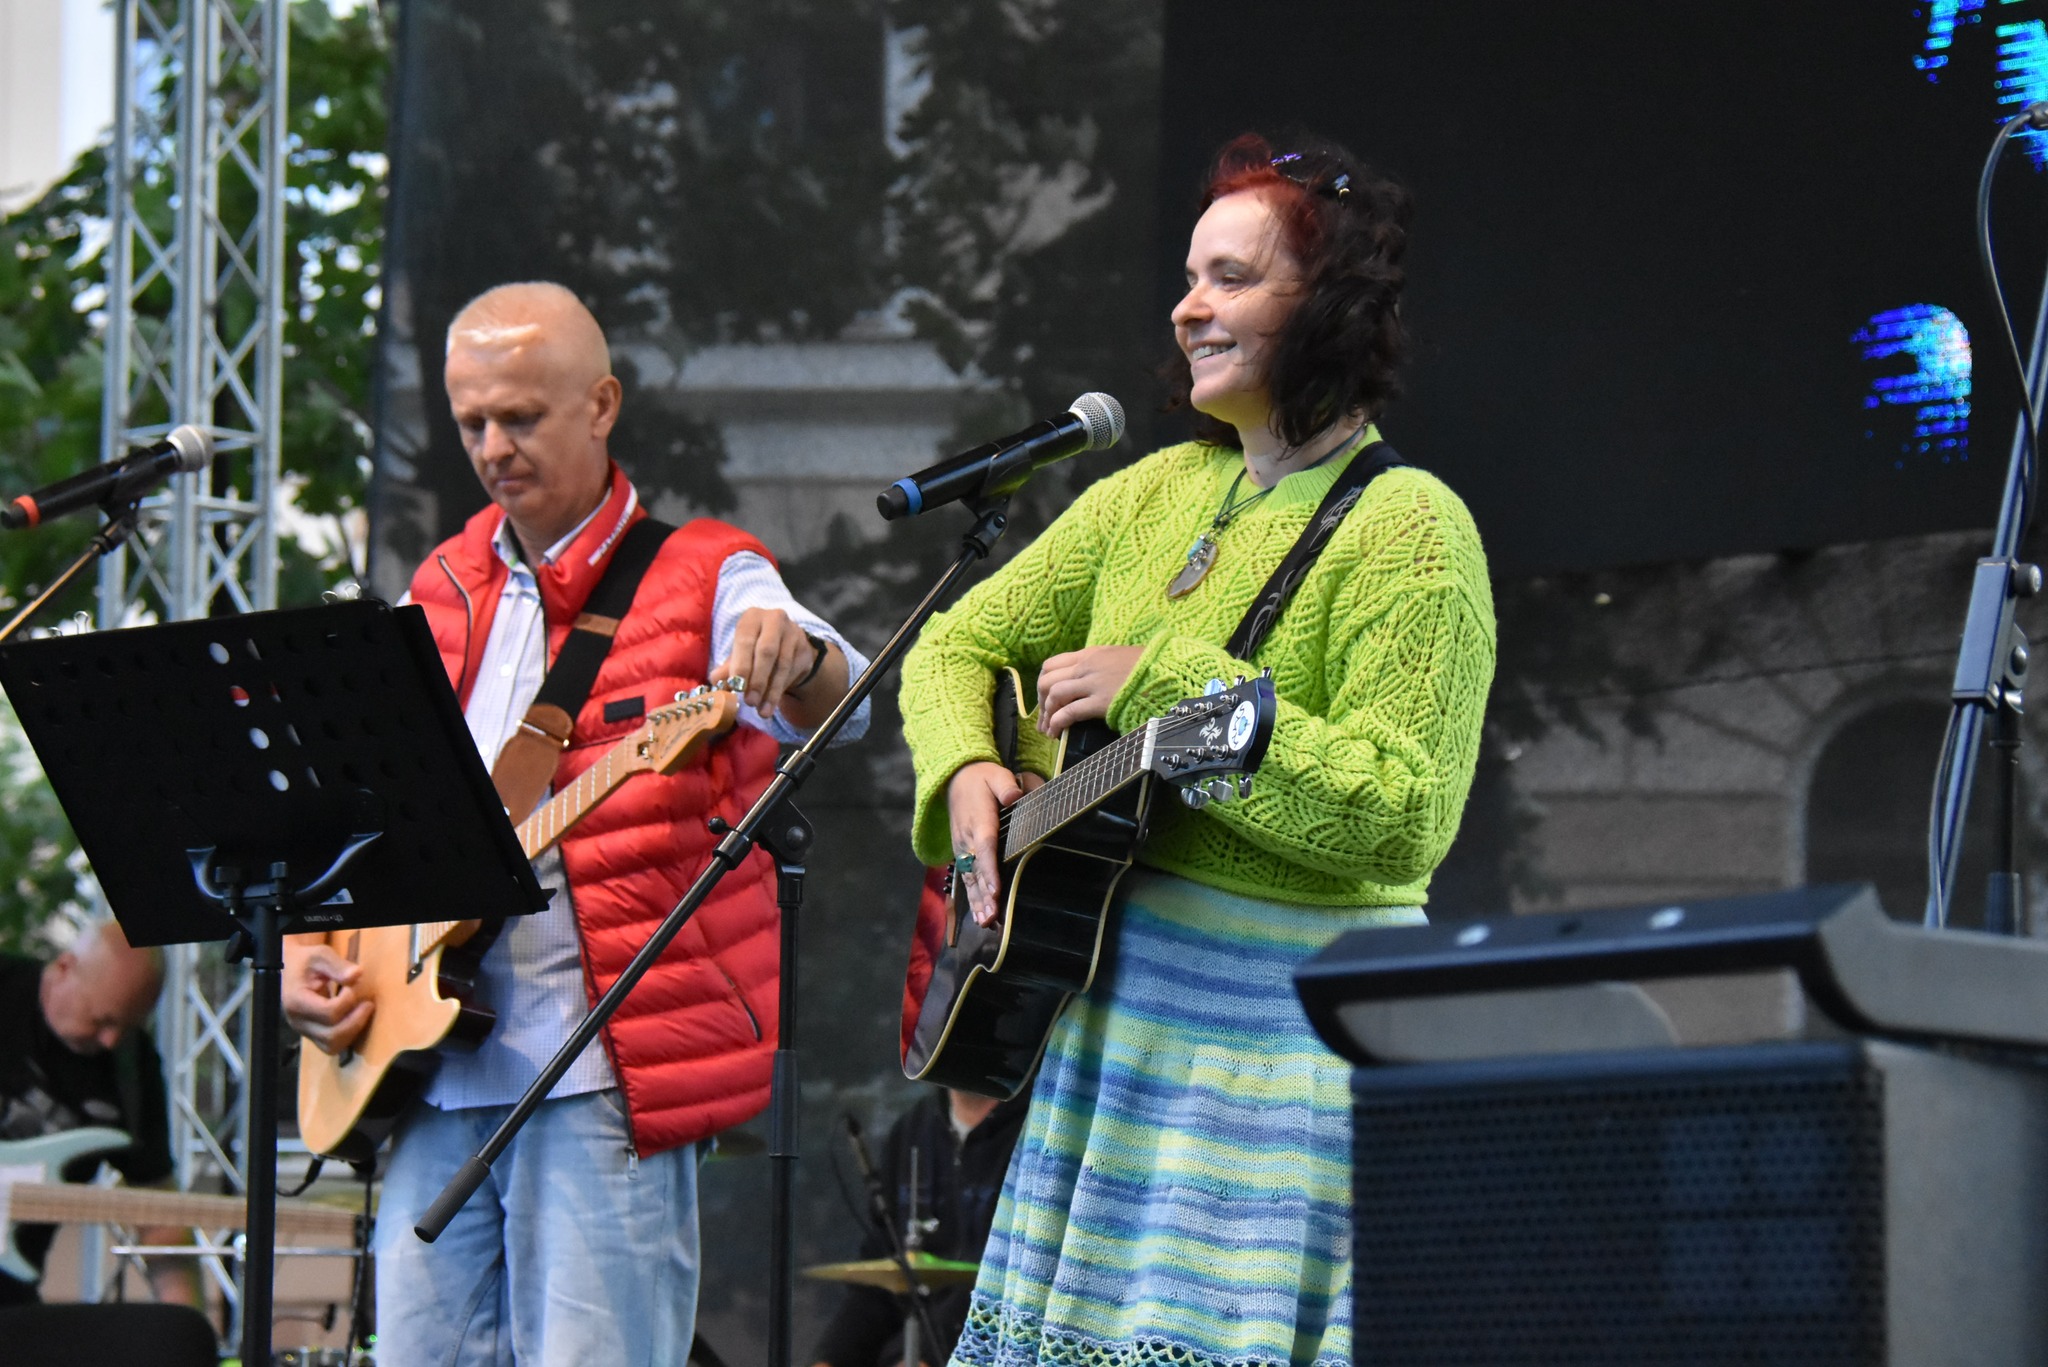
<box><xmin>877</xmin><ymin>392</ymin><xmax>1125</xmax><ymax>520</ymax></box>
<box><xmin>1</xmin><ymin>425</ymin><xmax>213</xmax><ymax>530</ymax></box>
<box><xmin>844</xmin><ymin>1113</ymin><xmax>898</xmax><ymax>1241</ymax></box>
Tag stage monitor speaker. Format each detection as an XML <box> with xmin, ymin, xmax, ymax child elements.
<box><xmin>1297</xmin><ymin>887</ymin><xmax>2048</xmax><ymax>1364</ymax></box>
<box><xmin>1350</xmin><ymin>1039</ymin><xmax>2048</xmax><ymax>1366</ymax></box>
<box><xmin>1296</xmin><ymin>883</ymin><xmax>2048</xmax><ymax>1064</ymax></box>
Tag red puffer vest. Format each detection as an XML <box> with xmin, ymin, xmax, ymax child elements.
<box><xmin>406</xmin><ymin>466</ymin><xmax>782</xmax><ymax>1156</ymax></box>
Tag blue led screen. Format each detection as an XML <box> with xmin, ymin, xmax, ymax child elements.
<box><xmin>1161</xmin><ymin>1</ymin><xmax>2048</xmax><ymax>571</ymax></box>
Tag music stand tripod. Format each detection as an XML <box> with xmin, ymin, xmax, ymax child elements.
<box><xmin>0</xmin><ymin>600</ymin><xmax>549</xmax><ymax>1365</ymax></box>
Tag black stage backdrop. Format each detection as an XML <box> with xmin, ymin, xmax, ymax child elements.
<box><xmin>1161</xmin><ymin>0</ymin><xmax>2048</xmax><ymax>572</ymax></box>
<box><xmin>365</xmin><ymin>2</ymin><xmax>1165</xmax><ymax>1361</ymax></box>
<box><xmin>364</xmin><ymin>1</ymin><xmax>2048</xmax><ymax>1356</ymax></box>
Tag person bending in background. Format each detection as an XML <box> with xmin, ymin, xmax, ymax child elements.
<box><xmin>0</xmin><ymin>919</ymin><xmax>193</xmax><ymax>1306</ymax></box>
<box><xmin>810</xmin><ymin>1086</ymin><xmax>1029</xmax><ymax>1367</ymax></box>
<box><xmin>897</xmin><ymin>132</ymin><xmax>1495</xmax><ymax>1367</ymax></box>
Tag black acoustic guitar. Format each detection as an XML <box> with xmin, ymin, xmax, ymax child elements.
<box><xmin>902</xmin><ymin>668</ymin><xmax>1278</xmax><ymax>1098</ymax></box>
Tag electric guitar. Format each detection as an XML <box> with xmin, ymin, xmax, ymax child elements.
<box><xmin>0</xmin><ymin>1129</ymin><xmax>357</xmax><ymax>1282</ymax></box>
<box><xmin>297</xmin><ymin>683</ymin><xmax>743</xmax><ymax>1160</ymax></box>
<box><xmin>901</xmin><ymin>669</ymin><xmax>1277</xmax><ymax>1099</ymax></box>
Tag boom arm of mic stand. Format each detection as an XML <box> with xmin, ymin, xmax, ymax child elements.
<box><xmin>416</xmin><ymin>498</ymin><xmax>1014</xmax><ymax>1243</ymax></box>
<box><xmin>0</xmin><ymin>505</ymin><xmax>140</xmax><ymax>645</ymax></box>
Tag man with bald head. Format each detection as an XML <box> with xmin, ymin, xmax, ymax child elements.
<box><xmin>283</xmin><ymin>281</ymin><xmax>870</xmax><ymax>1364</ymax></box>
<box><xmin>0</xmin><ymin>920</ymin><xmax>172</xmax><ymax>1304</ymax></box>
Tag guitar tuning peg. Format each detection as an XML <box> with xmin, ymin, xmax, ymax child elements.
<box><xmin>1234</xmin><ymin>675</ymin><xmax>1246</xmax><ymax>687</ymax></box>
<box><xmin>1203</xmin><ymin>778</ymin><xmax>1235</xmax><ymax>804</ymax></box>
<box><xmin>1236</xmin><ymin>774</ymin><xmax>1253</xmax><ymax>799</ymax></box>
<box><xmin>1181</xmin><ymin>786</ymin><xmax>1210</xmax><ymax>810</ymax></box>
<box><xmin>725</xmin><ymin>675</ymin><xmax>747</xmax><ymax>694</ymax></box>
<box><xmin>1261</xmin><ymin>666</ymin><xmax>1274</xmax><ymax>679</ymax></box>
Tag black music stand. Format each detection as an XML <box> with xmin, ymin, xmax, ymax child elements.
<box><xmin>0</xmin><ymin>600</ymin><xmax>548</xmax><ymax>1366</ymax></box>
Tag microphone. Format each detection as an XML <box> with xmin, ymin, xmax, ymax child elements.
<box><xmin>1</xmin><ymin>425</ymin><xmax>213</xmax><ymax>530</ymax></box>
<box><xmin>878</xmin><ymin>392</ymin><xmax>1125</xmax><ymax>520</ymax></box>
<box><xmin>843</xmin><ymin>1114</ymin><xmax>904</xmax><ymax>1243</ymax></box>
<box><xmin>844</xmin><ymin>1114</ymin><xmax>886</xmax><ymax>1206</ymax></box>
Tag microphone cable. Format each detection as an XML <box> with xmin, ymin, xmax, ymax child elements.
<box><xmin>1926</xmin><ymin>102</ymin><xmax>2048</xmax><ymax>926</ymax></box>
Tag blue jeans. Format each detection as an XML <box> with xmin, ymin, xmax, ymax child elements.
<box><xmin>373</xmin><ymin>1090</ymin><xmax>700</xmax><ymax>1366</ymax></box>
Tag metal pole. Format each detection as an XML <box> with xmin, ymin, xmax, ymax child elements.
<box><xmin>1927</xmin><ymin>239</ymin><xmax>2048</xmax><ymax>924</ymax></box>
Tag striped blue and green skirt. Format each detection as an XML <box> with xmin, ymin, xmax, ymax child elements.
<box><xmin>950</xmin><ymin>869</ymin><xmax>1422</xmax><ymax>1367</ymax></box>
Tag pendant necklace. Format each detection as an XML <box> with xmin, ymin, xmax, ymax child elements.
<box><xmin>1166</xmin><ymin>423</ymin><xmax>1367</xmax><ymax>599</ymax></box>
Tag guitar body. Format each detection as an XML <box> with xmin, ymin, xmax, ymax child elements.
<box><xmin>902</xmin><ymin>668</ymin><xmax>1277</xmax><ymax>1100</ymax></box>
<box><xmin>296</xmin><ymin>920</ymin><xmax>497</xmax><ymax>1162</ymax></box>
<box><xmin>904</xmin><ymin>674</ymin><xmax>1155</xmax><ymax>1100</ymax></box>
<box><xmin>0</xmin><ymin>1127</ymin><xmax>130</xmax><ymax>1282</ymax></box>
<box><xmin>296</xmin><ymin>686</ymin><xmax>740</xmax><ymax>1160</ymax></box>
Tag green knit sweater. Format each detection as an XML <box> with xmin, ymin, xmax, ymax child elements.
<box><xmin>899</xmin><ymin>433</ymin><xmax>1496</xmax><ymax>908</ymax></box>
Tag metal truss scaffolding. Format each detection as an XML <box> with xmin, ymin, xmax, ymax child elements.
<box><xmin>94</xmin><ymin>0</ymin><xmax>286</xmax><ymax>1321</ymax></box>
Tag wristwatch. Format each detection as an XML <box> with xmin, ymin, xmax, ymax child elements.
<box><xmin>793</xmin><ymin>630</ymin><xmax>830</xmax><ymax>691</ymax></box>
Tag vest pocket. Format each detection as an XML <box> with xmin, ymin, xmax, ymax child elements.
<box><xmin>713</xmin><ymin>959</ymin><xmax>764</xmax><ymax>1042</ymax></box>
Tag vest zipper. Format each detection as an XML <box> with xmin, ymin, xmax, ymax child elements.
<box><xmin>437</xmin><ymin>553</ymin><xmax>477</xmax><ymax>697</ymax></box>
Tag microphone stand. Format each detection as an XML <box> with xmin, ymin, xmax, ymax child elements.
<box><xmin>0</xmin><ymin>503</ymin><xmax>141</xmax><ymax>644</ymax></box>
<box><xmin>415</xmin><ymin>497</ymin><xmax>1015</xmax><ymax>1367</ymax></box>
<box><xmin>844</xmin><ymin>1116</ymin><xmax>945</xmax><ymax>1367</ymax></box>
<box><xmin>1926</xmin><ymin>125</ymin><xmax>2048</xmax><ymax>932</ymax></box>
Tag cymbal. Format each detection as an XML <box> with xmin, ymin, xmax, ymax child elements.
<box><xmin>802</xmin><ymin>1251</ymin><xmax>981</xmax><ymax>1292</ymax></box>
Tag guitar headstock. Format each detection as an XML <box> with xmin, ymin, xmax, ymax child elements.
<box><xmin>631</xmin><ymin>678</ymin><xmax>744</xmax><ymax>775</ymax></box>
<box><xmin>1145</xmin><ymin>670</ymin><xmax>1277</xmax><ymax>809</ymax></box>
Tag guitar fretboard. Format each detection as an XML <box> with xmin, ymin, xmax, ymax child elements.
<box><xmin>1000</xmin><ymin>725</ymin><xmax>1152</xmax><ymax>860</ymax></box>
<box><xmin>406</xmin><ymin>742</ymin><xmax>646</xmax><ymax>956</ymax></box>
<box><xmin>2</xmin><ymin>1183</ymin><xmax>357</xmax><ymax>1240</ymax></box>
<box><xmin>515</xmin><ymin>742</ymin><xmax>638</xmax><ymax>857</ymax></box>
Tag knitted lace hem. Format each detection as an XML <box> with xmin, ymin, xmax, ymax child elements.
<box><xmin>952</xmin><ymin>1294</ymin><xmax>1347</xmax><ymax>1367</ymax></box>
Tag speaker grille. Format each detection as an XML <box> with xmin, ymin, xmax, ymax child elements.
<box><xmin>1353</xmin><ymin>1047</ymin><xmax>1886</xmax><ymax>1365</ymax></box>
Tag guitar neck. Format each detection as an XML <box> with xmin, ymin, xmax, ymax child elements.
<box><xmin>408</xmin><ymin>739</ymin><xmax>646</xmax><ymax>954</ymax></box>
<box><xmin>515</xmin><ymin>742</ymin><xmax>641</xmax><ymax>859</ymax></box>
<box><xmin>4</xmin><ymin>1183</ymin><xmax>358</xmax><ymax>1241</ymax></box>
<box><xmin>1001</xmin><ymin>723</ymin><xmax>1153</xmax><ymax>860</ymax></box>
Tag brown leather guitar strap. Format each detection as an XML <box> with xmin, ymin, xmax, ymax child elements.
<box><xmin>489</xmin><ymin>517</ymin><xmax>674</xmax><ymax>821</ymax></box>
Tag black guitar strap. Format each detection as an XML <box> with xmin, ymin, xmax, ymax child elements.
<box><xmin>488</xmin><ymin>516</ymin><xmax>673</xmax><ymax>826</ymax></box>
<box><xmin>1225</xmin><ymin>442</ymin><xmax>1406</xmax><ymax>661</ymax></box>
<box><xmin>532</xmin><ymin>516</ymin><xmax>676</xmax><ymax>718</ymax></box>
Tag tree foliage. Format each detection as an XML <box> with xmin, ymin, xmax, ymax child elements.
<box><xmin>0</xmin><ymin>0</ymin><xmax>389</xmax><ymax>948</ymax></box>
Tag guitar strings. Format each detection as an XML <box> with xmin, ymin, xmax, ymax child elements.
<box><xmin>1000</xmin><ymin>727</ymin><xmax>1150</xmax><ymax>859</ymax></box>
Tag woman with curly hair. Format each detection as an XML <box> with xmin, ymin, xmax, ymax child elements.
<box><xmin>898</xmin><ymin>131</ymin><xmax>1496</xmax><ymax>1367</ymax></box>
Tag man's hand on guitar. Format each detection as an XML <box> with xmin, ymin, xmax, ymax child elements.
<box><xmin>281</xmin><ymin>937</ymin><xmax>373</xmax><ymax>1056</ymax></box>
<box><xmin>946</xmin><ymin>762</ymin><xmax>1045</xmax><ymax>927</ymax></box>
<box><xmin>1035</xmin><ymin>645</ymin><xmax>1144</xmax><ymax>737</ymax></box>
<box><xmin>713</xmin><ymin>607</ymin><xmax>843</xmax><ymax>725</ymax></box>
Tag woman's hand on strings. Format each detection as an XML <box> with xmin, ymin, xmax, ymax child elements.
<box><xmin>1035</xmin><ymin>645</ymin><xmax>1145</xmax><ymax>736</ymax></box>
<box><xmin>946</xmin><ymin>761</ymin><xmax>1043</xmax><ymax>927</ymax></box>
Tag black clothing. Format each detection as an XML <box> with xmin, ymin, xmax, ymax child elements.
<box><xmin>0</xmin><ymin>953</ymin><xmax>172</xmax><ymax>1304</ymax></box>
<box><xmin>812</xmin><ymin>1091</ymin><xmax>1029</xmax><ymax>1367</ymax></box>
